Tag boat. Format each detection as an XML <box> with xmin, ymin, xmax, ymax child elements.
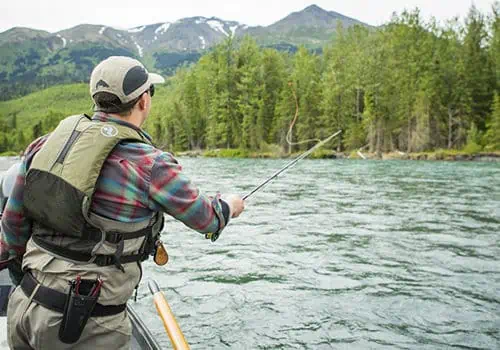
<box><xmin>0</xmin><ymin>268</ymin><xmax>162</xmax><ymax>350</ymax></box>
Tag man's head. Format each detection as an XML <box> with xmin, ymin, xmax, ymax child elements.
<box><xmin>90</xmin><ymin>56</ymin><xmax>164</xmax><ymax>125</ymax></box>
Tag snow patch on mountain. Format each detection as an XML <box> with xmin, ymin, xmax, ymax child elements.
<box><xmin>127</xmin><ymin>26</ymin><xmax>145</xmax><ymax>33</ymax></box>
<box><xmin>199</xmin><ymin>36</ymin><xmax>206</xmax><ymax>49</ymax></box>
<box><xmin>207</xmin><ymin>20</ymin><xmax>228</xmax><ymax>36</ymax></box>
<box><xmin>99</xmin><ymin>26</ymin><xmax>106</xmax><ymax>35</ymax></box>
<box><xmin>56</xmin><ymin>34</ymin><xmax>67</xmax><ymax>48</ymax></box>
<box><xmin>155</xmin><ymin>23</ymin><xmax>171</xmax><ymax>35</ymax></box>
<box><xmin>230</xmin><ymin>25</ymin><xmax>238</xmax><ymax>36</ymax></box>
<box><xmin>134</xmin><ymin>41</ymin><xmax>143</xmax><ymax>57</ymax></box>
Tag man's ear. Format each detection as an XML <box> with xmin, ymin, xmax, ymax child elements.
<box><xmin>138</xmin><ymin>94</ymin><xmax>148</xmax><ymax>111</ymax></box>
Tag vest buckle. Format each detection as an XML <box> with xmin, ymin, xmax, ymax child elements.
<box><xmin>106</xmin><ymin>232</ymin><xmax>123</xmax><ymax>244</ymax></box>
<box><xmin>94</xmin><ymin>255</ymin><xmax>114</xmax><ymax>266</ymax></box>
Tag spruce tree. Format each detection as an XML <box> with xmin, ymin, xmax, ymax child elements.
<box><xmin>485</xmin><ymin>93</ymin><xmax>500</xmax><ymax>149</ymax></box>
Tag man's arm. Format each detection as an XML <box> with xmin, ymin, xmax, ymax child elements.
<box><xmin>148</xmin><ymin>152</ymin><xmax>235</xmax><ymax>236</ymax></box>
<box><xmin>0</xmin><ymin>136</ymin><xmax>47</xmax><ymax>271</ymax></box>
<box><xmin>0</xmin><ymin>159</ymin><xmax>30</xmax><ymax>271</ymax></box>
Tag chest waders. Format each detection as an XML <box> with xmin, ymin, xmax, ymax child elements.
<box><xmin>23</xmin><ymin>114</ymin><xmax>164</xmax><ymax>272</ymax></box>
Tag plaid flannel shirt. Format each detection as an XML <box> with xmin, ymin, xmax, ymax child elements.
<box><xmin>0</xmin><ymin>113</ymin><xmax>229</xmax><ymax>268</ymax></box>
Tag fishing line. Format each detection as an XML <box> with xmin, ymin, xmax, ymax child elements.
<box><xmin>243</xmin><ymin>129</ymin><xmax>342</xmax><ymax>200</ymax></box>
<box><xmin>285</xmin><ymin>81</ymin><xmax>321</xmax><ymax>146</ymax></box>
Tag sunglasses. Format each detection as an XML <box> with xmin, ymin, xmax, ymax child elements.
<box><xmin>148</xmin><ymin>84</ymin><xmax>155</xmax><ymax>98</ymax></box>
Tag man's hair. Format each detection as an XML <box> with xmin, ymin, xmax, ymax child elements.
<box><xmin>93</xmin><ymin>92</ymin><xmax>139</xmax><ymax>116</ymax></box>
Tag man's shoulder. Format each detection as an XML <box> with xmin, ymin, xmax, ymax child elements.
<box><xmin>24</xmin><ymin>135</ymin><xmax>50</xmax><ymax>162</ymax></box>
<box><xmin>118</xmin><ymin>140</ymin><xmax>159</xmax><ymax>155</ymax></box>
<box><xmin>114</xmin><ymin>141</ymin><xmax>173</xmax><ymax>167</ymax></box>
<box><xmin>26</xmin><ymin>135</ymin><xmax>49</xmax><ymax>152</ymax></box>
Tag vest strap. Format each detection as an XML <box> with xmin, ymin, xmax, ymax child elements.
<box><xmin>32</xmin><ymin>235</ymin><xmax>149</xmax><ymax>266</ymax></box>
<box><xmin>94</xmin><ymin>253</ymin><xmax>145</xmax><ymax>266</ymax></box>
<box><xmin>82</xmin><ymin>225</ymin><xmax>154</xmax><ymax>244</ymax></box>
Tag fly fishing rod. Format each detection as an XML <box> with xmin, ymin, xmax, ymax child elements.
<box><xmin>242</xmin><ymin>129</ymin><xmax>342</xmax><ymax>200</ymax></box>
<box><xmin>205</xmin><ymin>129</ymin><xmax>342</xmax><ymax>242</ymax></box>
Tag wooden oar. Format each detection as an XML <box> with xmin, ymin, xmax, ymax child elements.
<box><xmin>148</xmin><ymin>280</ymin><xmax>190</xmax><ymax>350</ymax></box>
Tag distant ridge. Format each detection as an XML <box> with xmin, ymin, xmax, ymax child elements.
<box><xmin>268</xmin><ymin>4</ymin><xmax>369</xmax><ymax>31</ymax></box>
<box><xmin>0</xmin><ymin>4</ymin><xmax>372</xmax><ymax>100</ymax></box>
<box><xmin>0</xmin><ymin>4</ymin><xmax>371</xmax><ymax>53</ymax></box>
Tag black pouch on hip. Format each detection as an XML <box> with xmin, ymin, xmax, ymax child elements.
<box><xmin>58</xmin><ymin>276</ymin><xmax>102</xmax><ymax>344</ymax></box>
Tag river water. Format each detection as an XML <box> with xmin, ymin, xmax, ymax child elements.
<box><xmin>1</xmin><ymin>157</ymin><xmax>499</xmax><ymax>349</ymax></box>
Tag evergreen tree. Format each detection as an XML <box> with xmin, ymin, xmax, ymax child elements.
<box><xmin>16</xmin><ymin>130</ymin><xmax>26</xmax><ymax>151</ymax></box>
<box><xmin>463</xmin><ymin>5</ymin><xmax>495</xmax><ymax>130</ymax></box>
<box><xmin>206</xmin><ymin>39</ymin><xmax>236</xmax><ymax>148</ymax></box>
<box><xmin>181</xmin><ymin>69</ymin><xmax>204</xmax><ymax>149</ymax></box>
<box><xmin>235</xmin><ymin>37</ymin><xmax>262</xmax><ymax>149</ymax></box>
<box><xmin>292</xmin><ymin>47</ymin><xmax>321</xmax><ymax>151</ymax></box>
<box><xmin>10</xmin><ymin>113</ymin><xmax>17</xmax><ymax>129</ymax></box>
<box><xmin>32</xmin><ymin>121</ymin><xmax>43</xmax><ymax>140</ymax></box>
<box><xmin>0</xmin><ymin>133</ymin><xmax>8</xmax><ymax>153</ymax></box>
<box><xmin>485</xmin><ymin>93</ymin><xmax>500</xmax><ymax>149</ymax></box>
<box><xmin>273</xmin><ymin>78</ymin><xmax>296</xmax><ymax>152</ymax></box>
<box><xmin>490</xmin><ymin>2</ymin><xmax>500</xmax><ymax>92</ymax></box>
<box><xmin>437</xmin><ymin>20</ymin><xmax>472</xmax><ymax>149</ymax></box>
<box><xmin>259</xmin><ymin>49</ymin><xmax>286</xmax><ymax>144</ymax></box>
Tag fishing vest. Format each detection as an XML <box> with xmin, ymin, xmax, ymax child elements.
<box><xmin>23</xmin><ymin>114</ymin><xmax>164</xmax><ymax>271</ymax></box>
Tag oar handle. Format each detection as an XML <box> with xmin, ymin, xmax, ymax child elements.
<box><xmin>148</xmin><ymin>280</ymin><xmax>190</xmax><ymax>350</ymax></box>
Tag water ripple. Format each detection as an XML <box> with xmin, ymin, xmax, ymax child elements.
<box><xmin>3</xmin><ymin>157</ymin><xmax>500</xmax><ymax>349</ymax></box>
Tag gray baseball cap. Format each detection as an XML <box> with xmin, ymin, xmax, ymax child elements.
<box><xmin>90</xmin><ymin>56</ymin><xmax>165</xmax><ymax>105</ymax></box>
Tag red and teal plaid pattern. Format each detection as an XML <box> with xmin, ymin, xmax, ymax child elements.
<box><xmin>0</xmin><ymin>113</ymin><xmax>227</xmax><ymax>268</ymax></box>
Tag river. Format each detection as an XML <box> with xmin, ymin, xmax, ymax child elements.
<box><xmin>1</xmin><ymin>157</ymin><xmax>499</xmax><ymax>349</ymax></box>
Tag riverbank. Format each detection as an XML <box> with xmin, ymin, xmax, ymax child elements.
<box><xmin>2</xmin><ymin>150</ymin><xmax>499</xmax><ymax>162</ymax></box>
<box><xmin>379</xmin><ymin>151</ymin><xmax>500</xmax><ymax>162</ymax></box>
<box><xmin>176</xmin><ymin>149</ymin><xmax>500</xmax><ymax>161</ymax></box>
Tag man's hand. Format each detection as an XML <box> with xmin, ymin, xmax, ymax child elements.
<box><xmin>224</xmin><ymin>194</ymin><xmax>245</xmax><ymax>218</ymax></box>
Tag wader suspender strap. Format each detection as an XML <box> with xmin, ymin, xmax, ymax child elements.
<box><xmin>32</xmin><ymin>225</ymin><xmax>155</xmax><ymax>267</ymax></box>
<box><xmin>82</xmin><ymin>226</ymin><xmax>153</xmax><ymax>243</ymax></box>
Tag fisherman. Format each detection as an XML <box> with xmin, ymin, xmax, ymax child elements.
<box><xmin>0</xmin><ymin>56</ymin><xmax>245</xmax><ymax>349</ymax></box>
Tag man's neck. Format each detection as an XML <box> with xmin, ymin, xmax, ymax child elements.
<box><xmin>108</xmin><ymin>112</ymin><xmax>143</xmax><ymax>129</ymax></box>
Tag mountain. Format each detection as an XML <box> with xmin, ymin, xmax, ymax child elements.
<box><xmin>0</xmin><ymin>4</ymin><xmax>371</xmax><ymax>100</ymax></box>
<box><xmin>0</xmin><ymin>27</ymin><xmax>53</xmax><ymax>46</ymax></box>
<box><xmin>131</xmin><ymin>17</ymin><xmax>247</xmax><ymax>52</ymax></box>
<box><xmin>269</xmin><ymin>5</ymin><xmax>368</xmax><ymax>31</ymax></box>
<box><xmin>249</xmin><ymin>5</ymin><xmax>370</xmax><ymax>45</ymax></box>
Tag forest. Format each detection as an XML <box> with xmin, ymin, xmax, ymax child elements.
<box><xmin>1</xmin><ymin>5</ymin><xmax>499</xmax><ymax>156</ymax></box>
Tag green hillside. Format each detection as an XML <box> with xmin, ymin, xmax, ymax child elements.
<box><xmin>0</xmin><ymin>82</ymin><xmax>172</xmax><ymax>154</ymax></box>
<box><xmin>0</xmin><ymin>83</ymin><xmax>91</xmax><ymax>128</ymax></box>
<box><xmin>0</xmin><ymin>83</ymin><xmax>89</xmax><ymax>154</ymax></box>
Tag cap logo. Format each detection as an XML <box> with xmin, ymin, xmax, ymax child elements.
<box><xmin>96</xmin><ymin>79</ymin><xmax>110</xmax><ymax>89</ymax></box>
<box><xmin>100</xmin><ymin>125</ymin><xmax>118</xmax><ymax>137</ymax></box>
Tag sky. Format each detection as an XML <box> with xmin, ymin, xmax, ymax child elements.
<box><xmin>0</xmin><ymin>0</ymin><xmax>496</xmax><ymax>33</ymax></box>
